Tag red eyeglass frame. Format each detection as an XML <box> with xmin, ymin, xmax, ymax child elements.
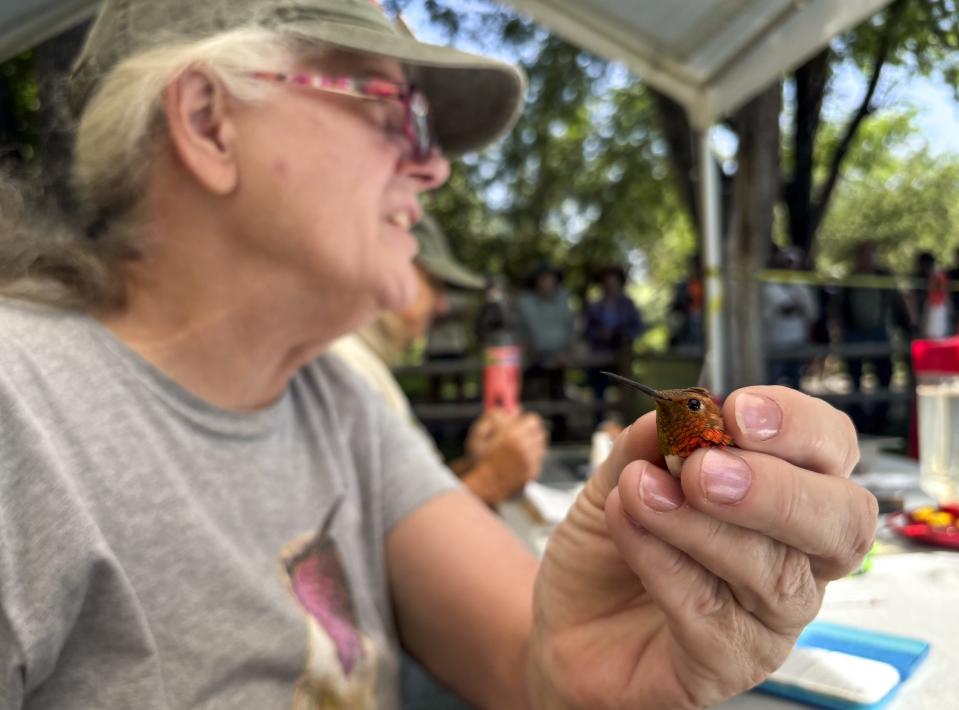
<box><xmin>250</xmin><ymin>70</ymin><xmax>434</xmax><ymax>162</ymax></box>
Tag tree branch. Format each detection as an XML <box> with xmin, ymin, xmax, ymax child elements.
<box><xmin>811</xmin><ymin>0</ymin><xmax>906</xmax><ymax>233</ymax></box>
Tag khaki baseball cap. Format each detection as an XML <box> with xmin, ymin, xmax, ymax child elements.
<box><xmin>68</xmin><ymin>0</ymin><xmax>526</xmax><ymax>157</ymax></box>
<box><xmin>413</xmin><ymin>214</ymin><xmax>485</xmax><ymax>290</ymax></box>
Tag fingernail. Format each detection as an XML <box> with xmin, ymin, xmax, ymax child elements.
<box><xmin>701</xmin><ymin>449</ymin><xmax>752</xmax><ymax>504</ymax></box>
<box><xmin>735</xmin><ymin>393</ymin><xmax>782</xmax><ymax>441</ymax></box>
<box><xmin>640</xmin><ymin>468</ymin><xmax>684</xmax><ymax>512</ymax></box>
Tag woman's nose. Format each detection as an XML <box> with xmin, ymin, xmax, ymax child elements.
<box><xmin>402</xmin><ymin>148</ymin><xmax>451</xmax><ymax>192</ymax></box>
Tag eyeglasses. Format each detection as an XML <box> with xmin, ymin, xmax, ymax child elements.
<box><xmin>250</xmin><ymin>70</ymin><xmax>434</xmax><ymax>163</ymax></box>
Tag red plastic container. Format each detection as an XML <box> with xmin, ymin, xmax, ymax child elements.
<box><xmin>483</xmin><ymin>345</ymin><xmax>521</xmax><ymax>414</ymax></box>
<box><xmin>908</xmin><ymin>337</ymin><xmax>959</xmax><ymax>458</ymax></box>
<box><xmin>912</xmin><ymin>337</ymin><xmax>959</xmax><ymax>375</ymax></box>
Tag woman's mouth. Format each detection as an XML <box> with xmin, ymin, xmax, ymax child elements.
<box><xmin>387</xmin><ymin>212</ymin><xmax>412</xmax><ymax>230</ymax></box>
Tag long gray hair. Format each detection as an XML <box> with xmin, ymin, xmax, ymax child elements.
<box><xmin>0</xmin><ymin>27</ymin><xmax>302</xmax><ymax>311</ymax></box>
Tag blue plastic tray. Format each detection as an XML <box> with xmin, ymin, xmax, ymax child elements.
<box><xmin>754</xmin><ymin>621</ymin><xmax>930</xmax><ymax>709</ymax></box>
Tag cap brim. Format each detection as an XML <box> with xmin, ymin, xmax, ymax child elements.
<box><xmin>283</xmin><ymin>22</ymin><xmax>526</xmax><ymax>157</ymax></box>
<box><xmin>417</xmin><ymin>255</ymin><xmax>486</xmax><ymax>290</ymax></box>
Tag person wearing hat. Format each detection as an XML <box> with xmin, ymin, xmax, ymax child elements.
<box><xmin>0</xmin><ymin>0</ymin><xmax>876</xmax><ymax>708</ymax></box>
<box><xmin>518</xmin><ymin>262</ymin><xmax>577</xmax><ymax>370</ymax></box>
<box><xmin>584</xmin><ymin>263</ymin><xmax>644</xmax><ymax>423</ymax></box>
<box><xmin>517</xmin><ymin>261</ymin><xmax>577</xmax><ymax>438</ymax></box>
<box><xmin>329</xmin><ymin>215</ymin><xmax>547</xmax><ymax>506</ymax></box>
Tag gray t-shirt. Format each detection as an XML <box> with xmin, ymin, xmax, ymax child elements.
<box><xmin>0</xmin><ymin>299</ymin><xmax>459</xmax><ymax>709</ymax></box>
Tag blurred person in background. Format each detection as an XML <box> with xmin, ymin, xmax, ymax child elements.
<box><xmin>909</xmin><ymin>251</ymin><xmax>953</xmax><ymax>340</ymax></box>
<box><xmin>420</xmin><ymin>219</ymin><xmax>474</xmax><ymax>401</ymax></box>
<box><xmin>476</xmin><ymin>273</ymin><xmax>520</xmax><ymax>349</ymax></box>
<box><xmin>836</xmin><ymin>241</ymin><xmax>910</xmax><ymax>433</ymax></box>
<box><xmin>584</xmin><ymin>263</ymin><xmax>644</xmax><ymax>422</ymax></box>
<box><xmin>763</xmin><ymin>247</ymin><xmax>818</xmax><ymax>389</ymax></box>
<box><xmin>517</xmin><ymin>261</ymin><xmax>578</xmax><ymax>371</ymax></box>
<box><xmin>423</xmin><ymin>290</ymin><xmax>471</xmax><ymax>400</ymax></box>
<box><xmin>330</xmin><ymin>214</ymin><xmax>547</xmax><ymax>506</ymax></box>
<box><xmin>948</xmin><ymin>246</ymin><xmax>959</xmax><ymax>327</ymax></box>
<box><xmin>669</xmin><ymin>254</ymin><xmax>704</xmax><ymax>349</ymax></box>
<box><xmin>517</xmin><ymin>262</ymin><xmax>577</xmax><ymax>438</ymax></box>
<box><xmin>0</xmin><ymin>0</ymin><xmax>878</xmax><ymax>707</ymax></box>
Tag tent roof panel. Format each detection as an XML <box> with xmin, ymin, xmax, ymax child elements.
<box><xmin>505</xmin><ymin>0</ymin><xmax>893</xmax><ymax>127</ymax></box>
<box><xmin>0</xmin><ymin>0</ymin><xmax>894</xmax><ymax>129</ymax></box>
<box><xmin>0</xmin><ymin>0</ymin><xmax>97</xmax><ymax>61</ymax></box>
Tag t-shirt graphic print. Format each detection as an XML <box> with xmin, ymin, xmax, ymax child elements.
<box><xmin>280</xmin><ymin>511</ymin><xmax>379</xmax><ymax>710</ymax></box>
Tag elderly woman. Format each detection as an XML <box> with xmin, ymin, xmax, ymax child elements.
<box><xmin>0</xmin><ymin>0</ymin><xmax>876</xmax><ymax>708</ymax></box>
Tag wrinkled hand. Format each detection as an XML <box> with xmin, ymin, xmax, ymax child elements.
<box><xmin>462</xmin><ymin>411</ymin><xmax>548</xmax><ymax>504</ymax></box>
<box><xmin>528</xmin><ymin>386</ymin><xmax>877</xmax><ymax>709</ymax></box>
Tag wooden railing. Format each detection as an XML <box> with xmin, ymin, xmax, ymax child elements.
<box><xmin>394</xmin><ymin>340</ymin><xmax>916</xmax><ymax>428</ymax></box>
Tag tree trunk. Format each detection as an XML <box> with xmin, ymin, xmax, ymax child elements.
<box><xmin>654</xmin><ymin>91</ymin><xmax>700</xmax><ymax>231</ymax></box>
<box><xmin>654</xmin><ymin>90</ymin><xmax>733</xmax><ymax>237</ymax></box>
<box><xmin>785</xmin><ymin>49</ymin><xmax>830</xmax><ymax>256</ymax></box>
<box><xmin>726</xmin><ymin>84</ymin><xmax>781</xmax><ymax>390</ymax></box>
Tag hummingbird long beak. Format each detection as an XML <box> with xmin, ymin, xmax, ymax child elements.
<box><xmin>600</xmin><ymin>371</ymin><xmax>664</xmax><ymax>401</ymax></box>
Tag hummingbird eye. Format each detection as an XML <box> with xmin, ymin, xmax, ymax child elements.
<box><xmin>687</xmin><ymin>399</ymin><xmax>702</xmax><ymax>412</ymax></box>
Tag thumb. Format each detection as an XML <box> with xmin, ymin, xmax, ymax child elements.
<box><xmin>583</xmin><ymin>412</ymin><xmax>661</xmax><ymax>509</ymax></box>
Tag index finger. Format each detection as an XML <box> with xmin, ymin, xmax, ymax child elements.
<box><xmin>585</xmin><ymin>412</ymin><xmax>662</xmax><ymax>509</ymax></box>
<box><xmin>724</xmin><ymin>386</ymin><xmax>859</xmax><ymax>478</ymax></box>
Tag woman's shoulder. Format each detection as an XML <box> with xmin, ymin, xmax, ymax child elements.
<box><xmin>0</xmin><ymin>298</ymin><xmax>98</xmax><ymax>372</ymax></box>
<box><xmin>1</xmin><ymin>293</ymin><xmax>72</xmax><ymax>329</ymax></box>
<box><xmin>0</xmin><ymin>295</ymin><xmax>85</xmax><ymax>323</ymax></box>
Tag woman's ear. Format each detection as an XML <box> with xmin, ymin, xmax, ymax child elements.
<box><xmin>162</xmin><ymin>67</ymin><xmax>239</xmax><ymax>195</ymax></box>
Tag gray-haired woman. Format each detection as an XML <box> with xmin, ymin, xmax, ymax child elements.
<box><xmin>0</xmin><ymin>1</ymin><xmax>876</xmax><ymax>708</ymax></box>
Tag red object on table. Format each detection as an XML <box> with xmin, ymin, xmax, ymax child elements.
<box><xmin>908</xmin><ymin>337</ymin><xmax>959</xmax><ymax>458</ymax></box>
<box><xmin>887</xmin><ymin>503</ymin><xmax>959</xmax><ymax>550</ymax></box>
<box><xmin>912</xmin><ymin>337</ymin><xmax>959</xmax><ymax>374</ymax></box>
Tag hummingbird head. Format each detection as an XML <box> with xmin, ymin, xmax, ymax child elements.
<box><xmin>601</xmin><ymin>372</ymin><xmax>731</xmax><ymax>458</ymax></box>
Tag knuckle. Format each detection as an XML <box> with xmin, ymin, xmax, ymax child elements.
<box><xmin>660</xmin><ymin>543</ymin><xmax>692</xmax><ymax>580</ymax></box>
<box><xmin>768</xmin><ymin>546</ymin><xmax>818</xmax><ymax>626</ymax></box>
<box><xmin>700</xmin><ymin>514</ymin><xmax>727</xmax><ymax>550</ymax></box>
<box><xmin>686</xmin><ymin>574</ymin><xmax>731</xmax><ymax>622</ymax></box>
<box><xmin>829</xmin><ymin>487</ymin><xmax>878</xmax><ymax>575</ymax></box>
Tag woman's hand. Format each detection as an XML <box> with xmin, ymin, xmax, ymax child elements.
<box><xmin>527</xmin><ymin>386</ymin><xmax>877</xmax><ymax>709</ymax></box>
<box><xmin>462</xmin><ymin>410</ymin><xmax>547</xmax><ymax>504</ymax></box>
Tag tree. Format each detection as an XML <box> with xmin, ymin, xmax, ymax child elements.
<box><xmin>655</xmin><ymin>0</ymin><xmax>959</xmax><ymax>387</ymax></box>
<box><xmin>387</xmin><ymin>0</ymin><xmax>959</xmax><ymax>389</ymax></box>
<box><xmin>662</xmin><ymin>0</ymin><xmax>959</xmax><ymax>256</ymax></box>
<box><xmin>817</xmin><ymin>112</ymin><xmax>959</xmax><ymax>273</ymax></box>
<box><xmin>388</xmin><ymin>1</ymin><xmax>697</xmax><ymax>329</ymax></box>
<box><xmin>0</xmin><ymin>22</ymin><xmax>88</xmax><ymax>210</ymax></box>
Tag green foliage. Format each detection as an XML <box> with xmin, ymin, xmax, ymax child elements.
<box><xmin>817</xmin><ymin>112</ymin><xmax>959</xmax><ymax>273</ymax></box>
<box><xmin>779</xmin><ymin>1</ymin><xmax>959</xmax><ymax>265</ymax></box>
<box><xmin>814</xmin><ymin>110</ymin><xmax>918</xmax><ymax>184</ymax></box>
<box><xmin>847</xmin><ymin>0</ymin><xmax>959</xmax><ymax>95</ymax></box>
<box><xmin>0</xmin><ymin>51</ymin><xmax>39</xmax><ymax>161</ymax></box>
<box><xmin>396</xmin><ymin>0</ymin><xmax>696</xmax><ymax>329</ymax></box>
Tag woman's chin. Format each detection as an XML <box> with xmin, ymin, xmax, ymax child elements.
<box><xmin>378</xmin><ymin>271</ymin><xmax>419</xmax><ymax>313</ymax></box>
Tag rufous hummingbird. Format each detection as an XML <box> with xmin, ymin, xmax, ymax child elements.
<box><xmin>603</xmin><ymin>372</ymin><xmax>733</xmax><ymax>478</ymax></box>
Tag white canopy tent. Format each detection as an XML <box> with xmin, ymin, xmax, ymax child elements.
<box><xmin>1</xmin><ymin>0</ymin><xmax>895</xmax><ymax>391</ymax></box>
<box><xmin>503</xmin><ymin>0</ymin><xmax>894</xmax><ymax>131</ymax></box>
<box><xmin>0</xmin><ymin>0</ymin><xmax>98</xmax><ymax>62</ymax></box>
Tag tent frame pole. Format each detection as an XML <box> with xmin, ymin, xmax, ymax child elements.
<box><xmin>698</xmin><ymin>129</ymin><xmax>726</xmax><ymax>395</ymax></box>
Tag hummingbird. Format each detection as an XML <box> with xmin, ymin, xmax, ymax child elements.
<box><xmin>603</xmin><ymin>372</ymin><xmax>733</xmax><ymax>478</ymax></box>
